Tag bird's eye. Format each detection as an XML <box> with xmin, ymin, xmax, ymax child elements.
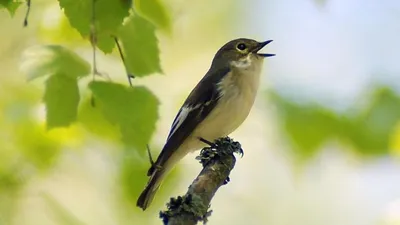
<box><xmin>236</xmin><ymin>43</ymin><xmax>247</xmax><ymax>51</ymax></box>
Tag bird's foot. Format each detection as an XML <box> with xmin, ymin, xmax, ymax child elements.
<box><xmin>196</xmin><ymin>137</ymin><xmax>244</xmax><ymax>167</ymax></box>
<box><xmin>223</xmin><ymin>176</ymin><xmax>230</xmax><ymax>185</ymax></box>
<box><xmin>199</xmin><ymin>137</ymin><xmax>216</xmax><ymax>148</ymax></box>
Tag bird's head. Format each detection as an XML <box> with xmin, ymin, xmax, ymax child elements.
<box><xmin>212</xmin><ymin>38</ymin><xmax>274</xmax><ymax>69</ymax></box>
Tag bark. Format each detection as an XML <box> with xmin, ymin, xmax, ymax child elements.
<box><xmin>159</xmin><ymin>137</ymin><xmax>243</xmax><ymax>225</ymax></box>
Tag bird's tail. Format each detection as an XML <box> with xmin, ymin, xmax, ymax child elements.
<box><xmin>136</xmin><ymin>167</ymin><xmax>167</xmax><ymax>210</ymax></box>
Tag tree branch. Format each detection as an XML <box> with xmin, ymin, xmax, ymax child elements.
<box><xmin>159</xmin><ymin>137</ymin><xmax>243</xmax><ymax>225</ymax></box>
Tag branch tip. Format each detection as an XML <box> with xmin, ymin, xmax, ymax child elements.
<box><xmin>160</xmin><ymin>137</ymin><xmax>242</xmax><ymax>224</ymax></box>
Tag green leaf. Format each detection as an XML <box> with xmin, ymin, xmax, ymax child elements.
<box><xmin>96</xmin><ymin>33</ymin><xmax>116</xmax><ymax>54</ymax></box>
<box><xmin>59</xmin><ymin>0</ymin><xmax>131</xmax><ymax>53</ymax></box>
<box><xmin>0</xmin><ymin>0</ymin><xmax>21</xmax><ymax>16</ymax></box>
<box><xmin>344</xmin><ymin>88</ymin><xmax>400</xmax><ymax>155</ymax></box>
<box><xmin>0</xmin><ymin>0</ymin><xmax>10</xmax><ymax>7</ymax></box>
<box><xmin>118</xmin><ymin>14</ymin><xmax>162</xmax><ymax>77</ymax></box>
<box><xmin>271</xmin><ymin>93</ymin><xmax>340</xmax><ymax>159</ymax></box>
<box><xmin>270</xmin><ymin>86</ymin><xmax>400</xmax><ymax>159</ymax></box>
<box><xmin>89</xmin><ymin>81</ymin><xmax>159</xmax><ymax>151</ymax></box>
<box><xmin>78</xmin><ymin>97</ymin><xmax>121</xmax><ymax>141</ymax></box>
<box><xmin>134</xmin><ymin>0</ymin><xmax>171</xmax><ymax>31</ymax></box>
<box><xmin>21</xmin><ymin>45</ymin><xmax>90</xmax><ymax>81</ymax></box>
<box><xmin>44</xmin><ymin>74</ymin><xmax>80</xmax><ymax>130</ymax></box>
<box><xmin>0</xmin><ymin>0</ymin><xmax>11</xmax><ymax>7</ymax></box>
<box><xmin>0</xmin><ymin>0</ymin><xmax>22</xmax><ymax>16</ymax></box>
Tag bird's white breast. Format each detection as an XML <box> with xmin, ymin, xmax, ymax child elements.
<box><xmin>184</xmin><ymin>56</ymin><xmax>264</xmax><ymax>152</ymax></box>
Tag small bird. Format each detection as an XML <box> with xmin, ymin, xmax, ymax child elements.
<box><xmin>137</xmin><ymin>38</ymin><xmax>274</xmax><ymax>210</ymax></box>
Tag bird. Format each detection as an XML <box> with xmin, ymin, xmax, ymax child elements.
<box><xmin>137</xmin><ymin>38</ymin><xmax>274</xmax><ymax>210</ymax></box>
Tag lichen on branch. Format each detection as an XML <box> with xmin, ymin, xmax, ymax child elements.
<box><xmin>160</xmin><ymin>137</ymin><xmax>243</xmax><ymax>225</ymax></box>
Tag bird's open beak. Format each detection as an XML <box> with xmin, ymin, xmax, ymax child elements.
<box><xmin>253</xmin><ymin>40</ymin><xmax>275</xmax><ymax>57</ymax></box>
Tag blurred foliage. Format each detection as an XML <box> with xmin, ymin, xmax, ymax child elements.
<box><xmin>43</xmin><ymin>74</ymin><xmax>80</xmax><ymax>129</ymax></box>
<box><xmin>1</xmin><ymin>0</ymin><xmax>170</xmax><ymax>223</ymax></box>
<box><xmin>118</xmin><ymin>148</ymin><xmax>180</xmax><ymax>209</ymax></box>
<box><xmin>42</xmin><ymin>194</ymin><xmax>87</xmax><ymax>225</ymax></box>
<box><xmin>0</xmin><ymin>82</ymin><xmax>67</xmax><ymax>224</ymax></box>
<box><xmin>391</xmin><ymin>125</ymin><xmax>400</xmax><ymax>156</ymax></box>
<box><xmin>18</xmin><ymin>1</ymin><xmax>163</xmax><ymax>148</ymax></box>
<box><xmin>22</xmin><ymin>45</ymin><xmax>90</xmax><ymax>81</ymax></box>
<box><xmin>0</xmin><ymin>0</ymin><xmax>22</xmax><ymax>16</ymax></box>
<box><xmin>15</xmin><ymin>121</ymin><xmax>63</xmax><ymax>169</ymax></box>
<box><xmin>271</xmin><ymin>93</ymin><xmax>340</xmax><ymax>159</ymax></box>
<box><xmin>1</xmin><ymin>0</ymin><xmax>399</xmax><ymax>224</ymax></box>
<box><xmin>21</xmin><ymin>45</ymin><xmax>89</xmax><ymax>129</ymax></box>
<box><xmin>270</xmin><ymin>86</ymin><xmax>400</xmax><ymax>159</ymax></box>
<box><xmin>38</xmin><ymin>10</ymin><xmax>84</xmax><ymax>46</ymax></box>
<box><xmin>134</xmin><ymin>0</ymin><xmax>171</xmax><ymax>32</ymax></box>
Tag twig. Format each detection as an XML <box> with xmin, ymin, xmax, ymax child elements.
<box><xmin>90</xmin><ymin>0</ymin><xmax>98</xmax><ymax>81</ymax></box>
<box><xmin>89</xmin><ymin>0</ymin><xmax>110</xmax><ymax>107</ymax></box>
<box><xmin>89</xmin><ymin>0</ymin><xmax>110</xmax><ymax>80</ymax></box>
<box><xmin>114</xmin><ymin>37</ymin><xmax>135</xmax><ymax>87</ymax></box>
<box><xmin>159</xmin><ymin>137</ymin><xmax>243</xmax><ymax>225</ymax></box>
<box><xmin>23</xmin><ymin>0</ymin><xmax>31</xmax><ymax>27</ymax></box>
<box><xmin>89</xmin><ymin>0</ymin><xmax>98</xmax><ymax>107</ymax></box>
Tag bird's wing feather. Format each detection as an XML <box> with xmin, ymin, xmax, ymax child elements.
<box><xmin>147</xmin><ymin>66</ymin><xmax>231</xmax><ymax>175</ymax></box>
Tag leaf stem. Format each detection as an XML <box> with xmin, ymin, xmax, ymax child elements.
<box><xmin>23</xmin><ymin>0</ymin><xmax>31</xmax><ymax>27</ymax></box>
<box><xmin>114</xmin><ymin>37</ymin><xmax>134</xmax><ymax>87</ymax></box>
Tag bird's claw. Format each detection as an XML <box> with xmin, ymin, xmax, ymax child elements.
<box><xmin>237</xmin><ymin>147</ymin><xmax>244</xmax><ymax>158</ymax></box>
<box><xmin>196</xmin><ymin>137</ymin><xmax>244</xmax><ymax>167</ymax></box>
<box><xmin>223</xmin><ymin>176</ymin><xmax>230</xmax><ymax>185</ymax></box>
<box><xmin>199</xmin><ymin>137</ymin><xmax>216</xmax><ymax>148</ymax></box>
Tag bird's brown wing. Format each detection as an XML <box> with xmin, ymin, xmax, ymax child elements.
<box><xmin>147</xmin><ymin>66</ymin><xmax>231</xmax><ymax>175</ymax></box>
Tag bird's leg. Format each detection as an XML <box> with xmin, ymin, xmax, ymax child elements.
<box><xmin>196</xmin><ymin>138</ymin><xmax>217</xmax><ymax>167</ymax></box>
<box><xmin>199</xmin><ymin>137</ymin><xmax>217</xmax><ymax>148</ymax></box>
<box><xmin>146</xmin><ymin>144</ymin><xmax>155</xmax><ymax>166</ymax></box>
<box><xmin>146</xmin><ymin>145</ymin><xmax>163</xmax><ymax>176</ymax></box>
